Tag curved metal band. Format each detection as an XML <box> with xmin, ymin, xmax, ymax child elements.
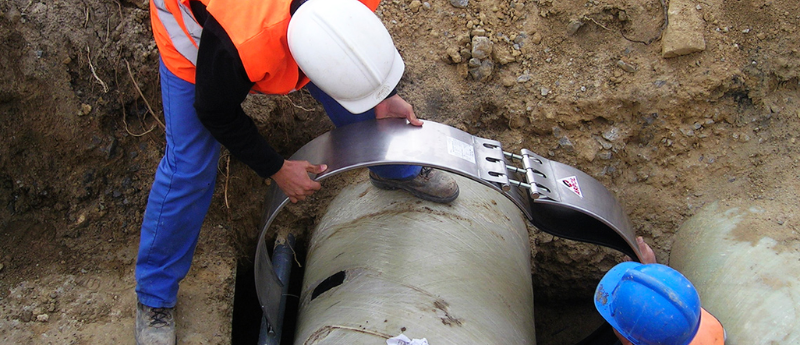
<box><xmin>254</xmin><ymin>119</ymin><xmax>643</xmax><ymax>329</ymax></box>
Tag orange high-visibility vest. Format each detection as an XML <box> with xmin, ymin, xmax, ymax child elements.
<box><xmin>150</xmin><ymin>0</ymin><xmax>381</xmax><ymax>94</ymax></box>
<box><xmin>689</xmin><ymin>309</ymin><xmax>726</xmax><ymax>345</ymax></box>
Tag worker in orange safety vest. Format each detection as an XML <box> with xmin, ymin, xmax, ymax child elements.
<box><xmin>135</xmin><ymin>0</ymin><xmax>460</xmax><ymax>343</ymax></box>
<box><xmin>595</xmin><ymin>238</ymin><xmax>726</xmax><ymax>345</ymax></box>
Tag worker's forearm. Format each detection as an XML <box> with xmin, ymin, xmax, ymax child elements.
<box><xmin>196</xmin><ymin>107</ymin><xmax>284</xmax><ymax>178</ymax></box>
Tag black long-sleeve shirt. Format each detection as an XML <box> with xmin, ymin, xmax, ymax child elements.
<box><xmin>191</xmin><ymin>4</ymin><xmax>284</xmax><ymax>178</ymax></box>
<box><xmin>189</xmin><ymin>1</ymin><xmax>395</xmax><ymax>179</ymax></box>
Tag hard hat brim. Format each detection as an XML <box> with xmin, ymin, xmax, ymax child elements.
<box><xmin>333</xmin><ymin>49</ymin><xmax>405</xmax><ymax>115</ymax></box>
<box><xmin>594</xmin><ymin>261</ymin><xmax>642</xmax><ymax>342</ymax></box>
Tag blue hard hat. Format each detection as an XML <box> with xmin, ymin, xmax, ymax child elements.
<box><xmin>594</xmin><ymin>262</ymin><xmax>702</xmax><ymax>345</ymax></box>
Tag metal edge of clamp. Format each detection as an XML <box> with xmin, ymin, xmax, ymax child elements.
<box><xmin>253</xmin><ymin>119</ymin><xmax>643</xmax><ymax>333</ymax></box>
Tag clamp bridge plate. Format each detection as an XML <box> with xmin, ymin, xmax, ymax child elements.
<box><xmin>254</xmin><ymin>119</ymin><xmax>642</xmax><ymax>329</ymax></box>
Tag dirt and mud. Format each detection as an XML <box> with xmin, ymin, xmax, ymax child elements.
<box><xmin>0</xmin><ymin>0</ymin><xmax>798</xmax><ymax>343</ymax></box>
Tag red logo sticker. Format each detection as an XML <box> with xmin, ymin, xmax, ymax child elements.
<box><xmin>559</xmin><ymin>176</ymin><xmax>583</xmax><ymax>198</ymax></box>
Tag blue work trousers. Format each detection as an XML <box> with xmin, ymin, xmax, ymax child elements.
<box><xmin>135</xmin><ymin>60</ymin><xmax>419</xmax><ymax>308</ymax></box>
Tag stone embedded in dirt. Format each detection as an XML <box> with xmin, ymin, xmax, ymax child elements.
<box><xmin>78</xmin><ymin>104</ymin><xmax>92</xmax><ymax>116</ymax></box>
<box><xmin>449</xmin><ymin>0</ymin><xmax>468</xmax><ymax>8</ymax></box>
<box><xmin>558</xmin><ymin>136</ymin><xmax>574</xmax><ymax>149</ymax></box>
<box><xmin>36</xmin><ymin>314</ymin><xmax>49</xmax><ymax>322</ymax></box>
<box><xmin>662</xmin><ymin>0</ymin><xmax>706</xmax><ymax>58</ymax></box>
<box><xmin>471</xmin><ymin>36</ymin><xmax>493</xmax><ymax>60</ymax></box>
<box><xmin>531</xmin><ymin>32</ymin><xmax>543</xmax><ymax>45</ymax></box>
<box><xmin>469</xmin><ymin>60</ymin><xmax>494</xmax><ymax>81</ymax></box>
<box><xmin>470</xmin><ymin>28</ymin><xmax>487</xmax><ymax>37</ymax></box>
<box><xmin>456</xmin><ymin>63</ymin><xmax>469</xmax><ymax>79</ymax></box>
<box><xmin>20</xmin><ymin>310</ymin><xmax>33</xmax><ymax>323</ymax></box>
<box><xmin>502</xmin><ymin>76</ymin><xmax>516</xmax><ymax>87</ymax></box>
<box><xmin>0</xmin><ymin>263</ymin><xmax>4</xmax><ymax>272</ymax></box>
<box><xmin>492</xmin><ymin>47</ymin><xmax>516</xmax><ymax>65</ymax></box>
<box><xmin>567</xmin><ymin>19</ymin><xmax>584</xmax><ymax>35</ymax></box>
<box><xmin>602</xmin><ymin>127</ymin><xmax>623</xmax><ymax>141</ymax></box>
<box><xmin>460</xmin><ymin>48</ymin><xmax>472</xmax><ymax>61</ymax></box>
<box><xmin>409</xmin><ymin>0</ymin><xmax>422</xmax><ymax>13</ymax></box>
<box><xmin>514</xmin><ymin>32</ymin><xmax>528</xmax><ymax>47</ymax></box>
<box><xmin>616</xmin><ymin>60</ymin><xmax>637</xmax><ymax>73</ymax></box>
<box><xmin>457</xmin><ymin>33</ymin><xmax>471</xmax><ymax>45</ymax></box>
<box><xmin>446</xmin><ymin>47</ymin><xmax>462</xmax><ymax>64</ymax></box>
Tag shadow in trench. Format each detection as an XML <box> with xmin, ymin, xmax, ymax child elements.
<box><xmin>232</xmin><ymin>244</ymin><xmax>307</xmax><ymax>344</ymax></box>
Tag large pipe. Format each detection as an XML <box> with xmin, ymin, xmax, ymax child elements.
<box><xmin>670</xmin><ymin>200</ymin><xmax>800</xmax><ymax>344</ymax></box>
<box><xmin>293</xmin><ymin>175</ymin><xmax>536</xmax><ymax>344</ymax></box>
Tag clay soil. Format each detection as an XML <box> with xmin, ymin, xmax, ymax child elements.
<box><xmin>1</xmin><ymin>0</ymin><xmax>799</xmax><ymax>343</ymax></box>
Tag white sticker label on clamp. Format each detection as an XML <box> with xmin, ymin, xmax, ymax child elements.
<box><xmin>559</xmin><ymin>176</ymin><xmax>583</xmax><ymax>198</ymax></box>
<box><xmin>447</xmin><ymin>137</ymin><xmax>476</xmax><ymax>164</ymax></box>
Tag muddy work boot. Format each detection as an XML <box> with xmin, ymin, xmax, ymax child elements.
<box><xmin>135</xmin><ymin>302</ymin><xmax>176</xmax><ymax>345</ymax></box>
<box><xmin>369</xmin><ymin>167</ymin><xmax>459</xmax><ymax>204</ymax></box>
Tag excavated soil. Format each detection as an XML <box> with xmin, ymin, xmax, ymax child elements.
<box><xmin>1</xmin><ymin>0</ymin><xmax>798</xmax><ymax>343</ymax></box>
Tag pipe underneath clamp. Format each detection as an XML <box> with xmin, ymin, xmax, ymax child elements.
<box><xmin>254</xmin><ymin>119</ymin><xmax>643</xmax><ymax>333</ymax></box>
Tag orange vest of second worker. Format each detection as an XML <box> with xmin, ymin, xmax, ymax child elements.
<box><xmin>691</xmin><ymin>309</ymin><xmax>725</xmax><ymax>345</ymax></box>
<box><xmin>149</xmin><ymin>0</ymin><xmax>381</xmax><ymax>94</ymax></box>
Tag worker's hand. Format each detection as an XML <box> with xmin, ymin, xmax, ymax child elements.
<box><xmin>271</xmin><ymin>160</ymin><xmax>327</xmax><ymax>203</ymax></box>
<box><xmin>636</xmin><ymin>236</ymin><xmax>657</xmax><ymax>264</ymax></box>
<box><xmin>374</xmin><ymin>94</ymin><xmax>423</xmax><ymax>127</ymax></box>
<box><xmin>622</xmin><ymin>236</ymin><xmax>657</xmax><ymax>264</ymax></box>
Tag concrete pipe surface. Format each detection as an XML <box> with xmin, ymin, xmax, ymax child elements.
<box><xmin>670</xmin><ymin>200</ymin><xmax>800</xmax><ymax>344</ymax></box>
<box><xmin>294</xmin><ymin>175</ymin><xmax>536</xmax><ymax>344</ymax></box>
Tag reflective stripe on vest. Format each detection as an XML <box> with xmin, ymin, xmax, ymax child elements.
<box><xmin>152</xmin><ymin>0</ymin><xmax>383</xmax><ymax>92</ymax></box>
<box><xmin>152</xmin><ymin>0</ymin><xmax>202</xmax><ymax>65</ymax></box>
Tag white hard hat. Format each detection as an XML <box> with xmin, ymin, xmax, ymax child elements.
<box><xmin>288</xmin><ymin>0</ymin><xmax>404</xmax><ymax>114</ymax></box>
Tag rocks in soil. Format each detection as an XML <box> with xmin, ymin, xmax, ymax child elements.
<box><xmin>662</xmin><ymin>0</ymin><xmax>706</xmax><ymax>58</ymax></box>
<box><xmin>446</xmin><ymin>47</ymin><xmax>462</xmax><ymax>64</ymax></box>
<box><xmin>78</xmin><ymin>104</ymin><xmax>92</xmax><ymax>116</ymax></box>
<box><xmin>492</xmin><ymin>47</ymin><xmax>516</xmax><ymax>65</ymax></box>
<box><xmin>531</xmin><ymin>32</ymin><xmax>543</xmax><ymax>45</ymax></box>
<box><xmin>449</xmin><ymin>0</ymin><xmax>468</xmax><ymax>9</ymax></box>
<box><xmin>471</xmin><ymin>36</ymin><xmax>492</xmax><ymax>59</ymax></box>
<box><xmin>616</xmin><ymin>60</ymin><xmax>637</xmax><ymax>73</ymax></box>
<box><xmin>501</xmin><ymin>76</ymin><xmax>516</xmax><ymax>87</ymax></box>
<box><xmin>467</xmin><ymin>35</ymin><xmax>494</xmax><ymax>81</ymax></box>
<box><xmin>409</xmin><ymin>0</ymin><xmax>422</xmax><ymax>13</ymax></box>
<box><xmin>469</xmin><ymin>59</ymin><xmax>494</xmax><ymax>81</ymax></box>
<box><xmin>20</xmin><ymin>309</ymin><xmax>33</xmax><ymax>323</ymax></box>
<box><xmin>567</xmin><ymin>19</ymin><xmax>584</xmax><ymax>35</ymax></box>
